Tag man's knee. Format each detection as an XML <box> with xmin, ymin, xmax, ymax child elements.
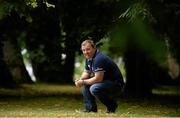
<box><xmin>90</xmin><ymin>84</ymin><xmax>102</xmax><ymax>96</ymax></box>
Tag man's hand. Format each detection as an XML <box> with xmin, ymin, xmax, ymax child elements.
<box><xmin>75</xmin><ymin>79</ymin><xmax>83</xmax><ymax>87</ymax></box>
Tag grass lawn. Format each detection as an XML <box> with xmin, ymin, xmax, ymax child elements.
<box><xmin>0</xmin><ymin>84</ymin><xmax>180</xmax><ymax>117</ymax></box>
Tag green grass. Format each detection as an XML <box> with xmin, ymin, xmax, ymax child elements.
<box><xmin>0</xmin><ymin>84</ymin><xmax>180</xmax><ymax>117</ymax></box>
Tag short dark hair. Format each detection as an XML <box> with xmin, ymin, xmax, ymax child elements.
<box><xmin>81</xmin><ymin>37</ymin><xmax>96</xmax><ymax>48</ymax></box>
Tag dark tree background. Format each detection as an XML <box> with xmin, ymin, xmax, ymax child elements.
<box><xmin>0</xmin><ymin>0</ymin><xmax>179</xmax><ymax>96</ymax></box>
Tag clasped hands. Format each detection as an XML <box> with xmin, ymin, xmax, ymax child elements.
<box><xmin>74</xmin><ymin>79</ymin><xmax>84</xmax><ymax>87</ymax></box>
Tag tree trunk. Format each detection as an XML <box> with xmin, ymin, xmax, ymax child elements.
<box><xmin>124</xmin><ymin>49</ymin><xmax>153</xmax><ymax>96</ymax></box>
<box><xmin>26</xmin><ymin>4</ymin><xmax>65</xmax><ymax>83</ymax></box>
<box><xmin>0</xmin><ymin>42</ymin><xmax>16</xmax><ymax>88</ymax></box>
<box><xmin>0</xmin><ymin>11</ymin><xmax>32</xmax><ymax>85</ymax></box>
<box><xmin>2</xmin><ymin>40</ymin><xmax>32</xmax><ymax>84</ymax></box>
<box><xmin>29</xmin><ymin>40</ymin><xmax>64</xmax><ymax>83</ymax></box>
<box><xmin>64</xmin><ymin>42</ymin><xmax>75</xmax><ymax>84</ymax></box>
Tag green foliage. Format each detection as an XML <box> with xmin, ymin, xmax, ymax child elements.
<box><xmin>29</xmin><ymin>45</ymin><xmax>47</xmax><ymax>63</ymax></box>
<box><xmin>0</xmin><ymin>0</ymin><xmax>36</xmax><ymax>22</ymax></box>
<box><xmin>44</xmin><ymin>1</ymin><xmax>55</xmax><ymax>8</ymax></box>
<box><xmin>0</xmin><ymin>1</ymin><xmax>14</xmax><ymax>19</ymax></box>
<box><xmin>110</xmin><ymin>20</ymin><xmax>167</xmax><ymax>66</ymax></box>
<box><xmin>119</xmin><ymin>1</ymin><xmax>155</xmax><ymax>24</ymax></box>
<box><xmin>131</xmin><ymin>20</ymin><xmax>167</xmax><ymax>64</ymax></box>
<box><xmin>74</xmin><ymin>54</ymin><xmax>85</xmax><ymax>80</ymax></box>
<box><xmin>18</xmin><ymin>32</ymin><xmax>27</xmax><ymax>49</ymax></box>
<box><xmin>26</xmin><ymin>0</ymin><xmax>38</xmax><ymax>8</ymax></box>
<box><xmin>97</xmin><ymin>36</ymin><xmax>111</xmax><ymax>54</ymax></box>
<box><xmin>0</xmin><ymin>0</ymin><xmax>179</xmax><ymax>86</ymax></box>
<box><xmin>109</xmin><ymin>0</ymin><xmax>168</xmax><ymax>66</ymax></box>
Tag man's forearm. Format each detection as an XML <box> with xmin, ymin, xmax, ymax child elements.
<box><xmin>83</xmin><ymin>72</ymin><xmax>104</xmax><ymax>85</ymax></box>
<box><xmin>80</xmin><ymin>71</ymin><xmax>90</xmax><ymax>80</ymax></box>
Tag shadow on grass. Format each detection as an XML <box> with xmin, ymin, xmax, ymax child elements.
<box><xmin>0</xmin><ymin>84</ymin><xmax>82</xmax><ymax>99</ymax></box>
<box><xmin>0</xmin><ymin>84</ymin><xmax>180</xmax><ymax>108</ymax></box>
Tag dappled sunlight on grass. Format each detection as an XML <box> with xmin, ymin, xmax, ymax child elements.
<box><xmin>0</xmin><ymin>84</ymin><xmax>180</xmax><ymax>117</ymax></box>
<box><xmin>152</xmin><ymin>85</ymin><xmax>180</xmax><ymax>96</ymax></box>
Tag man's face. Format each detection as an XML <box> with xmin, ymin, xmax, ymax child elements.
<box><xmin>81</xmin><ymin>43</ymin><xmax>96</xmax><ymax>60</ymax></box>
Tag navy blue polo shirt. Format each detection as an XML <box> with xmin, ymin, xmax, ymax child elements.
<box><xmin>85</xmin><ymin>50</ymin><xmax>124</xmax><ymax>84</ymax></box>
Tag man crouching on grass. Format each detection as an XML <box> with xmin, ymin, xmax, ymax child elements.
<box><xmin>75</xmin><ymin>37</ymin><xmax>125</xmax><ymax>113</ymax></box>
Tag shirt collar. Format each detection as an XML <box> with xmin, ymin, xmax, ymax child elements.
<box><xmin>87</xmin><ymin>49</ymin><xmax>98</xmax><ymax>62</ymax></box>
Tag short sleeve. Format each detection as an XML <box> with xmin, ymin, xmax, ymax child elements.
<box><xmin>93</xmin><ymin>57</ymin><xmax>105</xmax><ymax>72</ymax></box>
